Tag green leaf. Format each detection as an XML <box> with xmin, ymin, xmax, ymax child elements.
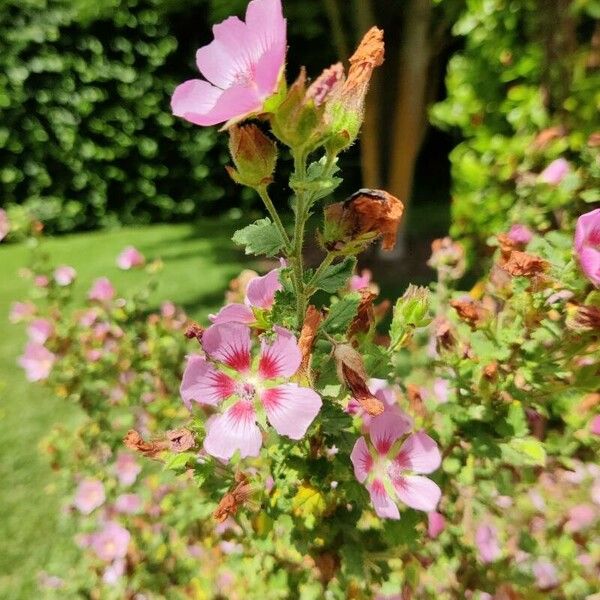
<box><xmin>164</xmin><ymin>452</ymin><xmax>196</xmax><ymax>471</ymax></box>
<box><xmin>321</xmin><ymin>401</ymin><xmax>353</xmax><ymax>433</ymax></box>
<box><xmin>310</xmin><ymin>257</ymin><xmax>356</xmax><ymax>293</ymax></box>
<box><xmin>232</xmin><ymin>218</ymin><xmax>285</xmax><ymax>257</ymax></box>
<box><xmin>501</xmin><ymin>437</ymin><xmax>546</xmax><ymax>466</ymax></box>
<box><xmin>323</xmin><ymin>293</ymin><xmax>361</xmax><ymax>334</ymax></box>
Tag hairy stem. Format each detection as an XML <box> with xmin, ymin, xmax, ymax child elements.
<box><xmin>257</xmin><ymin>185</ymin><xmax>292</xmax><ymax>251</ymax></box>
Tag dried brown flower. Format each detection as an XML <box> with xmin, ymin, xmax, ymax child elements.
<box><xmin>450</xmin><ymin>298</ymin><xmax>489</xmax><ymax>328</ymax></box>
<box><xmin>483</xmin><ymin>362</ymin><xmax>498</xmax><ymax>380</ymax></box>
<box><xmin>342</xmin><ymin>27</ymin><xmax>384</xmax><ymax>102</ymax></box>
<box><xmin>298</xmin><ymin>305</ymin><xmax>323</xmax><ymax>374</ymax></box>
<box><xmin>406</xmin><ymin>383</ymin><xmax>426</xmax><ymax>418</ymax></box>
<box><xmin>184</xmin><ymin>322</ymin><xmax>204</xmax><ymax>343</ymax></box>
<box><xmin>213</xmin><ymin>472</ymin><xmax>253</xmax><ymax>523</ymax></box>
<box><xmin>166</xmin><ymin>428</ymin><xmax>195</xmax><ymax>453</ymax></box>
<box><xmin>531</xmin><ymin>126</ymin><xmax>566</xmax><ymax>150</ymax></box>
<box><xmin>348</xmin><ymin>290</ymin><xmax>377</xmax><ymax>338</ymax></box>
<box><xmin>435</xmin><ymin>318</ymin><xmax>455</xmax><ymax>351</ymax></box>
<box><xmin>333</xmin><ymin>343</ymin><xmax>384</xmax><ymax>415</ymax></box>
<box><xmin>501</xmin><ymin>250</ymin><xmax>548</xmax><ymax>277</ymax></box>
<box><xmin>123</xmin><ymin>429</ymin><xmax>168</xmax><ymax>459</ymax></box>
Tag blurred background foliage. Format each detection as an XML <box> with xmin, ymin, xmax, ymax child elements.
<box><xmin>0</xmin><ymin>0</ymin><xmax>598</xmax><ymax>251</ymax></box>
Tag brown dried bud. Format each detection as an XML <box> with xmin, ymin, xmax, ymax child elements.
<box><xmin>324</xmin><ymin>189</ymin><xmax>404</xmax><ymax>252</ymax></box>
<box><xmin>501</xmin><ymin>250</ymin><xmax>548</xmax><ymax>278</ymax></box>
<box><xmin>531</xmin><ymin>126</ymin><xmax>565</xmax><ymax>150</ymax></box>
<box><xmin>450</xmin><ymin>298</ymin><xmax>489</xmax><ymax>328</ymax></box>
<box><xmin>340</xmin><ymin>27</ymin><xmax>384</xmax><ymax>109</ymax></box>
<box><xmin>166</xmin><ymin>428</ymin><xmax>195</xmax><ymax>453</ymax></box>
<box><xmin>348</xmin><ymin>290</ymin><xmax>377</xmax><ymax>338</ymax></box>
<box><xmin>123</xmin><ymin>429</ymin><xmax>168</xmax><ymax>458</ymax></box>
<box><xmin>334</xmin><ymin>343</ymin><xmax>384</xmax><ymax>415</ymax></box>
<box><xmin>184</xmin><ymin>322</ymin><xmax>204</xmax><ymax>343</ymax></box>
<box><xmin>298</xmin><ymin>305</ymin><xmax>323</xmax><ymax>374</ymax></box>
<box><xmin>435</xmin><ymin>318</ymin><xmax>455</xmax><ymax>351</ymax></box>
<box><xmin>406</xmin><ymin>383</ymin><xmax>426</xmax><ymax>418</ymax></box>
<box><xmin>483</xmin><ymin>362</ymin><xmax>498</xmax><ymax>380</ymax></box>
<box><xmin>587</xmin><ymin>131</ymin><xmax>600</xmax><ymax>147</ymax></box>
<box><xmin>213</xmin><ymin>472</ymin><xmax>252</xmax><ymax>523</ymax></box>
<box><xmin>314</xmin><ymin>552</ymin><xmax>340</xmax><ymax>584</ymax></box>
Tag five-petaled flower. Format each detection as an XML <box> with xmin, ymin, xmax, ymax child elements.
<box><xmin>171</xmin><ymin>0</ymin><xmax>286</xmax><ymax>127</ymax></box>
<box><xmin>180</xmin><ymin>322</ymin><xmax>322</xmax><ymax>460</ymax></box>
<box><xmin>350</xmin><ymin>409</ymin><xmax>441</xmax><ymax>519</ymax></box>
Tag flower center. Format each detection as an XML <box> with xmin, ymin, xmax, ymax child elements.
<box><xmin>238</xmin><ymin>381</ymin><xmax>256</xmax><ymax>402</ymax></box>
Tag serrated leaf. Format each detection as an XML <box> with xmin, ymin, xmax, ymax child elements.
<box><xmin>501</xmin><ymin>437</ymin><xmax>546</xmax><ymax>466</ymax></box>
<box><xmin>232</xmin><ymin>218</ymin><xmax>286</xmax><ymax>257</ymax></box>
<box><xmin>292</xmin><ymin>484</ymin><xmax>326</xmax><ymax>519</ymax></box>
<box><xmin>164</xmin><ymin>451</ymin><xmax>196</xmax><ymax>471</ymax></box>
<box><xmin>321</xmin><ymin>401</ymin><xmax>353</xmax><ymax>432</ymax></box>
<box><xmin>310</xmin><ymin>257</ymin><xmax>356</xmax><ymax>293</ymax></box>
<box><xmin>323</xmin><ymin>293</ymin><xmax>361</xmax><ymax>334</ymax></box>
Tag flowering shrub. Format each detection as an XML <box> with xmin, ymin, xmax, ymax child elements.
<box><xmin>12</xmin><ymin>0</ymin><xmax>600</xmax><ymax>597</ymax></box>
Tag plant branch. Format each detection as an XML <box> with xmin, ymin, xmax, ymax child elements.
<box><xmin>256</xmin><ymin>185</ymin><xmax>292</xmax><ymax>251</ymax></box>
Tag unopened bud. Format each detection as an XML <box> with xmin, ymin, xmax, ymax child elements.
<box><xmin>227</xmin><ymin>124</ymin><xmax>277</xmax><ymax>188</ymax></box>
<box><xmin>390</xmin><ymin>285</ymin><xmax>431</xmax><ymax>349</ymax></box>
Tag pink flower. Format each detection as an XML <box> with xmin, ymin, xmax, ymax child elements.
<box><xmin>171</xmin><ymin>0</ymin><xmax>286</xmax><ymax>127</ymax></box>
<box><xmin>475</xmin><ymin>522</ymin><xmax>501</xmax><ymax>563</ymax></box>
<box><xmin>350</xmin><ymin>410</ymin><xmax>441</xmax><ymax>519</ymax></box>
<box><xmin>433</xmin><ymin>378</ymin><xmax>450</xmax><ymax>404</ymax></box>
<box><xmin>591</xmin><ymin>415</ymin><xmax>600</xmax><ymax>436</ymax></box>
<box><xmin>27</xmin><ymin>318</ymin><xmax>54</xmax><ymax>344</ymax></box>
<box><xmin>90</xmin><ymin>522</ymin><xmax>130</xmax><ymax>562</ymax></box>
<box><xmin>73</xmin><ymin>479</ymin><xmax>106</xmax><ymax>515</ymax></box>
<box><xmin>54</xmin><ymin>265</ymin><xmax>77</xmax><ymax>286</ymax></box>
<box><xmin>18</xmin><ymin>342</ymin><xmax>55</xmax><ymax>381</ymax></box>
<box><xmin>539</xmin><ymin>158</ymin><xmax>570</xmax><ymax>185</ymax></box>
<box><xmin>161</xmin><ymin>301</ymin><xmax>176</xmax><ymax>319</ymax></box>
<box><xmin>9</xmin><ymin>301</ymin><xmax>36</xmax><ymax>323</ymax></box>
<box><xmin>532</xmin><ymin>559</ymin><xmax>559</xmax><ymax>590</ymax></box>
<box><xmin>115</xmin><ymin>493</ymin><xmax>142</xmax><ymax>514</ymax></box>
<box><xmin>88</xmin><ymin>277</ymin><xmax>115</xmax><ymax>302</ymax></box>
<box><xmin>349</xmin><ymin>269</ymin><xmax>372</xmax><ymax>291</ymax></box>
<box><xmin>507</xmin><ymin>224</ymin><xmax>533</xmax><ymax>245</ymax></box>
<box><xmin>180</xmin><ymin>322</ymin><xmax>322</xmax><ymax>460</ymax></box>
<box><xmin>102</xmin><ymin>558</ymin><xmax>125</xmax><ymax>585</ymax></box>
<box><xmin>34</xmin><ymin>275</ymin><xmax>49</xmax><ymax>288</ymax></box>
<box><xmin>565</xmin><ymin>503</ymin><xmax>597</xmax><ymax>532</ymax></box>
<box><xmin>114</xmin><ymin>452</ymin><xmax>141</xmax><ymax>486</ymax></box>
<box><xmin>116</xmin><ymin>246</ymin><xmax>145</xmax><ymax>270</ymax></box>
<box><xmin>575</xmin><ymin>209</ymin><xmax>600</xmax><ymax>286</ymax></box>
<box><xmin>210</xmin><ymin>261</ymin><xmax>284</xmax><ymax>325</ymax></box>
<box><xmin>427</xmin><ymin>511</ymin><xmax>445</xmax><ymax>538</ymax></box>
<box><xmin>0</xmin><ymin>208</ymin><xmax>9</xmax><ymax>241</ymax></box>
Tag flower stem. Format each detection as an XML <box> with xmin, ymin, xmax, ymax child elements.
<box><xmin>256</xmin><ymin>185</ymin><xmax>292</xmax><ymax>252</ymax></box>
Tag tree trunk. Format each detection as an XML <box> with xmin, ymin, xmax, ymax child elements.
<box><xmin>385</xmin><ymin>0</ymin><xmax>433</xmax><ymax>258</ymax></box>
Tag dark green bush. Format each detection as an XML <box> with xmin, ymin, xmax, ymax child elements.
<box><xmin>0</xmin><ymin>0</ymin><xmax>239</xmax><ymax>232</ymax></box>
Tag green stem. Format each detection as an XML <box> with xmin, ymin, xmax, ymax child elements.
<box><xmin>257</xmin><ymin>185</ymin><xmax>292</xmax><ymax>251</ymax></box>
<box><xmin>305</xmin><ymin>251</ymin><xmax>336</xmax><ymax>294</ymax></box>
<box><xmin>291</xmin><ymin>150</ymin><xmax>309</xmax><ymax>327</ymax></box>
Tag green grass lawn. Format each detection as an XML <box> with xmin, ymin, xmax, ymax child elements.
<box><xmin>0</xmin><ymin>220</ymin><xmax>252</xmax><ymax>599</ymax></box>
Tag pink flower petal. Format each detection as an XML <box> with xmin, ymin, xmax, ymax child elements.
<box><xmin>245</xmin><ymin>266</ymin><xmax>283</xmax><ymax>309</ymax></box>
<box><xmin>393</xmin><ymin>475</ymin><xmax>441</xmax><ymax>512</ymax></box>
<box><xmin>196</xmin><ymin>17</ymin><xmax>254</xmax><ymax>89</ymax></box>
<box><xmin>578</xmin><ymin>247</ymin><xmax>600</xmax><ymax>287</ymax></box>
<box><xmin>350</xmin><ymin>437</ymin><xmax>373</xmax><ymax>483</ymax></box>
<box><xmin>203</xmin><ymin>401</ymin><xmax>262</xmax><ymax>460</ymax></box>
<box><xmin>427</xmin><ymin>511</ymin><xmax>445</xmax><ymax>538</ymax></box>
<box><xmin>368</xmin><ymin>479</ymin><xmax>400</xmax><ymax>519</ymax></box>
<box><xmin>202</xmin><ymin>323</ymin><xmax>252</xmax><ymax>372</ymax></box>
<box><xmin>395</xmin><ymin>432</ymin><xmax>441</xmax><ymax>474</ymax></box>
<box><xmin>174</xmin><ymin>81</ymin><xmax>261</xmax><ymax>127</ymax></box>
<box><xmin>180</xmin><ymin>354</ymin><xmax>235</xmax><ymax>409</ymax></box>
<box><xmin>261</xmin><ymin>383</ymin><xmax>321</xmax><ymax>439</ymax></box>
<box><xmin>368</xmin><ymin>410</ymin><xmax>412</xmax><ymax>456</ymax></box>
<box><xmin>209</xmin><ymin>303</ymin><xmax>255</xmax><ymax>325</ymax></box>
<box><xmin>475</xmin><ymin>523</ymin><xmax>501</xmax><ymax>563</ymax></box>
<box><xmin>258</xmin><ymin>326</ymin><xmax>301</xmax><ymax>379</ymax></box>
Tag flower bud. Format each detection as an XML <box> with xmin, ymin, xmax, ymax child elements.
<box><xmin>428</xmin><ymin>237</ymin><xmax>466</xmax><ymax>281</ymax></box>
<box><xmin>227</xmin><ymin>124</ymin><xmax>277</xmax><ymax>188</ymax></box>
<box><xmin>390</xmin><ymin>285</ymin><xmax>432</xmax><ymax>348</ymax></box>
<box><xmin>323</xmin><ymin>189</ymin><xmax>404</xmax><ymax>253</ymax></box>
